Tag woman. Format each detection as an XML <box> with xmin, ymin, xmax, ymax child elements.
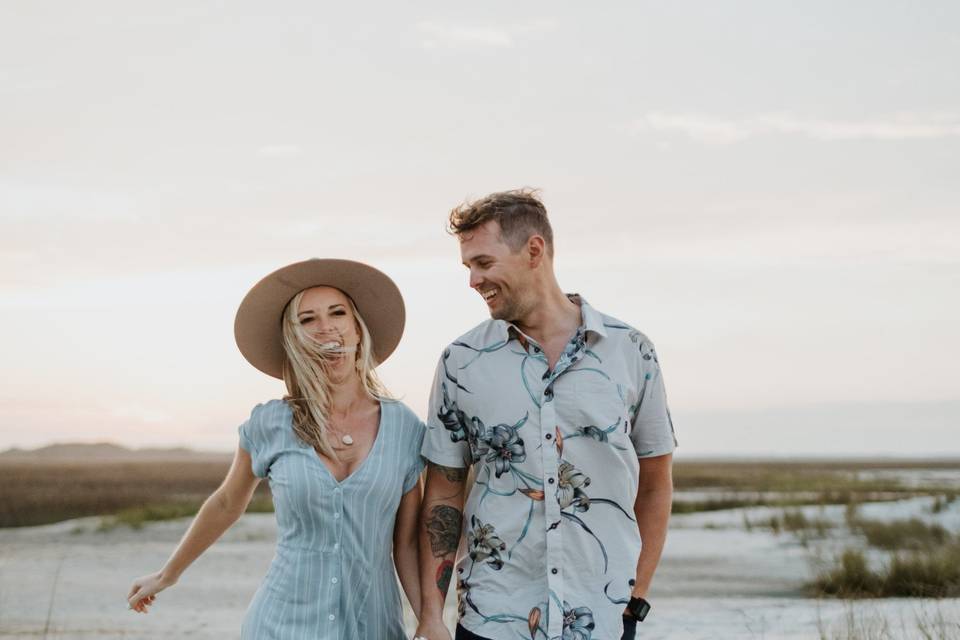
<box><xmin>126</xmin><ymin>258</ymin><xmax>425</xmax><ymax>639</ymax></box>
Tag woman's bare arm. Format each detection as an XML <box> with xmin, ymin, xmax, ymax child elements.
<box><xmin>393</xmin><ymin>475</ymin><xmax>424</xmax><ymax>619</ymax></box>
<box><xmin>127</xmin><ymin>446</ymin><xmax>261</xmax><ymax>612</ymax></box>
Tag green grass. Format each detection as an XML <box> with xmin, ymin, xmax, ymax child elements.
<box><xmin>853</xmin><ymin>517</ymin><xmax>950</xmax><ymax>551</ymax></box>
<box><xmin>0</xmin><ymin>459</ymin><xmax>273</xmax><ymax>528</ymax></box>
<box><xmin>3</xmin><ymin>457</ymin><xmax>957</xmax><ymax>526</ymax></box>
<box><xmin>97</xmin><ymin>495</ymin><xmax>276</xmax><ymax>531</ymax></box>
<box><xmin>812</xmin><ymin>544</ymin><xmax>960</xmax><ymax>598</ymax></box>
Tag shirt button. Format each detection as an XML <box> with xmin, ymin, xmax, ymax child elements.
<box><xmin>328</xmin><ymin>614</ymin><xmax>335</xmax><ymax>621</ymax></box>
<box><xmin>548</xmin><ymin>478</ymin><xmax>555</xmax><ymax>484</ymax></box>
<box><xmin>545</xmin><ymin>433</ymin><xmax>552</xmax><ymax>440</ymax></box>
<box><xmin>331</xmin><ymin>577</ymin><xmax>338</xmax><ymax>584</ymax></box>
<box><xmin>333</xmin><ymin>543</ymin><xmax>339</xmax><ymax>550</ymax></box>
<box><xmin>551</xmin><ymin>568</ymin><xmax>558</xmax><ymax>575</ymax></box>
<box><xmin>334</xmin><ymin>512</ymin><xmax>340</xmax><ymax>519</ymax></box>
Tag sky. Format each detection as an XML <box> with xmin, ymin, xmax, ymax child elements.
<box><xmin>1</xmin><ymin>2</ymin><xmax>958</xmax><ymax>456</ymax></box>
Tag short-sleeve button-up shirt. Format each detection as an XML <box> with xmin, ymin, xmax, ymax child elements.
<box><xmin>421</xmin><ymin>296</ymin><xmax>677</xmax><ymax>640</ymax></box>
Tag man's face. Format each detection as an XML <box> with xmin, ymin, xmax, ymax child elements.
<box><xmin>459</xmin><ymin>220</ymin><xmax>531</xmax><ymax>321</ymax></box>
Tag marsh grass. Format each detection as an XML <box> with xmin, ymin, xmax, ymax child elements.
<box><xmin>0</xmin><ymin>459</ymin><xmax>272</xmax><ymax>528</ymax></box>
<box><xmin>816</xmin><ymin>603</ymin><xmax>960</xmax><ymax>639</ymax></box>
<box><xmin>854</xmin><ymin>518</ymin><xmax>950</xmax><ymax>551</ymax></box>
<box><xmin>930</xmin><ymin>493</ymin><xmax>957</xmax><ymax>515</ymax></box>
<box><xmin>672</xmin><ymin>460</ymin><xmax>959</xmax><ymax>514</ymax></box>
<box><xmin>744</xmin><ymin>509</ymin><xmax>836</xmax><ymax>537</ymax></box>
<box><xmin>96</xmin><ymin>495</ymin><xmax>275</xmax><ymax>531</ymax></box>
<box><xmin>3</xmin><ymin>458</ymin><xmax>957</xmax><ymax>527</ymax></box>
<box><xmin>812</xmin><ymin>544</ymin><xmax>960</xmax><ymax>598</ymax></box>
<box><xmin>673</xmin><ymin>459</ymin><xmax>959</xmax><ymax>494</ymax></box>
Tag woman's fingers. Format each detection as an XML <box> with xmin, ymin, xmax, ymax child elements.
<box><xmin>127</xmin><ymin>574</ymin><xmax>163</xmax><ymax>613</ymax></box>
<box><xmin>126</xmin><ymin>582</ymin><xmax>141</xmax><ymax>600</ymax></box>
<box><xmin>127</xmin><ymin>589</ymin><xmax>144</xmax><ymax>609</ymax></box>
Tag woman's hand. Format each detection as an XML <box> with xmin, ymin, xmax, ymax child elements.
<box><xmin>413</xmin><ymin>620</ymin><xmax>453</xmax><ymax>640</ymax></box>
<box><xmin>126</xmin><ymin>571</ymin><xmax>176</xmax><ymax>613</ymax></box>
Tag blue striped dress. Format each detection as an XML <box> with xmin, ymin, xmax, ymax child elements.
<box><xmin>237</xmin><ymin>398</ymin><xmax>425</xmax><ymax>639</ymax></box>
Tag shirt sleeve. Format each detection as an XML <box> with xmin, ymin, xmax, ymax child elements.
<box><xmin>420</xmin><ymin>348</ymin><xmax>472</xmax><ymax>469</ymax></box>
<box><xmin>629</xmin><ymin>339</ymin><xmax>678</xmax><ymax>458</ymax></box>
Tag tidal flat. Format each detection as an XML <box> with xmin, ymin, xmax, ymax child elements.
<box><xmin>2</xmin><ymin>458</ymin><xmax>959</xmax><ymax>638</ymax></box>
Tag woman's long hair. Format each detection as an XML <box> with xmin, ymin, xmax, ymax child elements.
<box><xmin>280</xmin><ymin>290</ymin><xmax>390</xmax><ymax>459</ymax></box>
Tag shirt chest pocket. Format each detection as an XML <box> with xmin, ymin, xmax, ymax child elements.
<box><xmin>556</xmin><ymin>374</ymin><xmax>630</xmax><ymax>446</ymax></box>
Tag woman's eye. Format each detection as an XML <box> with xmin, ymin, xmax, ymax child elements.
<box><xmin>333</xmin><ymin>310</ymin><xmax>346</xmax><ymax>316</ymax></box>
<box><xmin>300</xmin><ymin>317</ymin><xmax>314</xmax><ymax>325</ymax></box>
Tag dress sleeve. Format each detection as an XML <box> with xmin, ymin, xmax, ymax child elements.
<box><xmin>238</xmin><ymin>402</ymin><xmax>272</xmax><ymax>477</ymax></box>
<box><xmin>420</xmin><ymin>348</ymin><xmax>472</xmax><ymax>469</ymax></box>
<box><xmin>402</xmin><ymin>419</ymin><xmax>427</xmax><ymax>494</ymax></box>
<box><xmin>629</xmin><ymin>339</ymin><xmax>678</xmax><ymax>459</ymax></box>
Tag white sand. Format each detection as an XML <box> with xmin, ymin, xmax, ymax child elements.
<box><xmin>2</xmin><ymin>501</ymin><xmax>959</xmax><ymax>639</ymax></box>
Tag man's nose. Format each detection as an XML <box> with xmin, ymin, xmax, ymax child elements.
<box><xmin>469</xmin><ymin>269</ymin><xmax>483</xmax><ymax>289</ymax></box>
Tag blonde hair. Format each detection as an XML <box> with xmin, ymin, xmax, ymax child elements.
<box><xmin>280</xmin><ymin>289</ymin><xmax>391</xmax><ymax>459</ymax></box>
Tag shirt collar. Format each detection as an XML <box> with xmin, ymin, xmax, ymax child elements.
<box><xmin>496</xmin><ymin>293</ymin><xmax>608</xmax><ymax>344</ymax></box>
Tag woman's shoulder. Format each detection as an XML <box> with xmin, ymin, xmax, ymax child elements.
<box><xmin>242</xmin><ymin>399</ymin><xmax>292</xmax><ymax>438</ymax></box>
<box><xmin>382</xmin><ymin>398</ymin><xmax>426</xmax><ymax>435</ymax></box>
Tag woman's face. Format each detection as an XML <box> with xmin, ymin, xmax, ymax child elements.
<box><xmin>296</xmin><ymin>286</ymin><xmax>361</xmax><ymax>368</ymax></box>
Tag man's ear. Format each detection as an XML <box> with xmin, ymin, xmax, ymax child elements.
<box><xmin>527</xmin><ymin>235</ymin><xmax>546</xmax><ymax>268</ymax></box>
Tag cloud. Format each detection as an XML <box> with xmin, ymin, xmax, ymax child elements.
<box><xmin>628</xmin><ymin>112</ymin><xmax>960</xmax><ymax>144</ymax></box>
<box><xmin>417</xmin><ymin>19</ymin><xmax>557</xmax><ymax>49</ymax></box>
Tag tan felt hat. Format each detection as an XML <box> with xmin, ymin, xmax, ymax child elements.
<box><xmin>234</xmin><ymin>258</ymin><xmax>405</xmax><ymax>379</ymax></box>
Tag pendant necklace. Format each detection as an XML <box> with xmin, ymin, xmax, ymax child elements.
<box><xmin>331</xmin><ymin>418</ymin><xmax>354</xmax><ymax>446</ymax></box>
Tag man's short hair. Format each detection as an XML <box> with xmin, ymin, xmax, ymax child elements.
<box><xmin>448</xmin><ymin>188</ymin><xmax>554</xmax><ymax>256</ymax></box>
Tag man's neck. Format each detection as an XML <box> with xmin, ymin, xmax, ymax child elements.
<box><xmin>512</xmin><ymin>286</ymin><xmax>582</xmax><ymax>346</ymax></box>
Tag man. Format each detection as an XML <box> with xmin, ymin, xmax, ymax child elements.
<box><xmin>414</xmin><ymin>190</ymin><xmax>676</xmax><ymax>640</ymax></box>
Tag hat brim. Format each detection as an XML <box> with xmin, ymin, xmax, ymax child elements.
<box><xmin>234</xmin><ymin>259</ymin><xmax>406</xmax><ymax>379</ymax></box>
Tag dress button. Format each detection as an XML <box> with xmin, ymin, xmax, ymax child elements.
<box><xmin>328</xmin><ymin>614</ymin><xmax>335</xmax><ymax>621</ymax></box>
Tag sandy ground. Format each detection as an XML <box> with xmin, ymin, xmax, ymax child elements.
<box><xmin>2</xmin><ymin>502</ymin><xmax>959</xmax><ymax>639</ymax></box>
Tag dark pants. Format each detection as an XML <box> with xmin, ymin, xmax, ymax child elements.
<box><xmin>456</xmin><ymin>617</ymin><xmax>637</xmax><ymax>640</ymax></box>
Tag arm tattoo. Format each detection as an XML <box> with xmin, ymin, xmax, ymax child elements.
<box><xmin>429</xmin><ymin>461</ymin><xmax>467</xmax><ymax>483</ymax></box>
<box><xmin>436</xmin><ymin>559</ymin><xmax>454</xmax><ymax>594</ymax></box>
<box><xmin>425</xmin><ymin>504</ymin><xmax>463</xmax><ymax>558</ymax></box>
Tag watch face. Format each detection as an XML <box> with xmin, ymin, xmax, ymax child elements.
<box><xmin>628</xmin><ymin>597</ymin><xmax>650</xmax><ymax>621</ymax></box>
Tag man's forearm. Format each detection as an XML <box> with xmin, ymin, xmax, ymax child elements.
<box><xmin>418</xmin><ymin>462</ymin><xmax>467</xmax><ymax>619</ymax></box>
<box><xmin>631</xmin><ymin>484</ymin><xmax>672</xmax><ymax>597</ymax></box>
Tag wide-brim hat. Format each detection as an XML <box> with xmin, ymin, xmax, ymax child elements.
<box><xmin>234</xmin><ymin>258</ymin><xmax>405</xmax><ymax>379</ymax></box>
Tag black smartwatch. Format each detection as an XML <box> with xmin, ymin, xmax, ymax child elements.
<box><xmin>625</xmin><ymin>596</ymin><xmax>650</xmax><ymax>621</ymax></box>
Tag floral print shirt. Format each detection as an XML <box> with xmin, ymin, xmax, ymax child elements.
<box><xmin>422</xmin><ymin>296</ymin><xmax>677</xmax><ymax>640</ymax></box>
